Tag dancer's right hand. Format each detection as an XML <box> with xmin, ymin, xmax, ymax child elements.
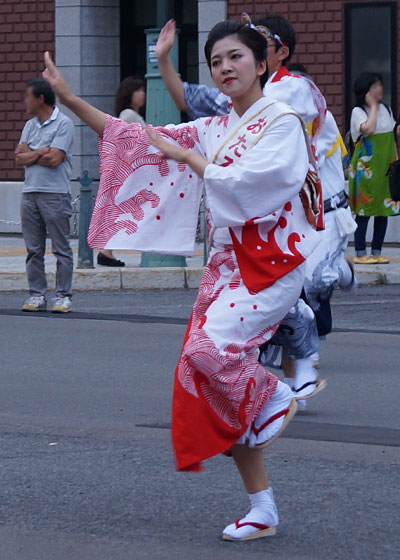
<box><xmin>42</xmin><ymin>51</ymin><xmax>72</xmax><ymax>104</ymax></box>
<box><xmin>155</xmin><ymin>19</ymin><xmax>176</xmax><ymax>60</ymax></box>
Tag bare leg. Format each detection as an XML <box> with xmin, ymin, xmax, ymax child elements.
<box><xmin>223</xmin><ymin>444</ymin><xmax>279</xmax><ymax>539</ymax></box>
<box><xmin>231</xmin><ymin>444</ymin><xmax>269</xmax><ymax>493</ymax></box>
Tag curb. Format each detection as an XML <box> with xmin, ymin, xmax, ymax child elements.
<box><xmin>0</xmin><ymin>266</ymin><xmax>399</xmax><ymax>291</ymax></box>
<box><xmin>0</xmin><ymin>267</ymin><xmax>205</xmax><ymax>291</ymax></box>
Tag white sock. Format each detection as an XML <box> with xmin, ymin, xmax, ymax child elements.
<box><xmin>293</xmin><ymin>358</ymin><xmax>317</xmax><ymax>393</ymax></box>
<box><xmin>244</xmin><ymin>488</ymin><xmax>279</xmax><ymax>525</ymax></box>
<box><xmin>337</xmin><ymin>258</ymin><xmax>353</xmax><ymax>289</ymax></box>
<box><xmin>222</xmin><ymin>488</ymin><xmax>279</xmax><ymax>538</ymax></box>
<box><xmin>248</xmin><ymin>381</ymin><xmax>293</xmax><ymax>446</ymax></box>
<box><xmin>284</xmin><ymin>377</ymin><xmax>295</xmax><ymax>389</ymax></box>
<box><xmin>295</xmin><ymin>357</ymin><xmax>316</xmax><ymax>378</ymax></box>
<box><xmin>310</xmin><ymin>352</ymin><xmax>319</xmax><ymax>362</ymax></box>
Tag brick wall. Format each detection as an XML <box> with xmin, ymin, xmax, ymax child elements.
<box><xmin>0</xmin><ymin>0</ymin><xmax>55</xmax><ymax>181</ymax></box>
<box><xmin>227</xmin><ymin>0</ymin><xmax>400</xmax><ymax>133</ymax></box>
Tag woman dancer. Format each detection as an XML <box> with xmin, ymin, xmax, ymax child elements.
<box><xmin>42</xmin><ymin>20</ymin><xmax>320</xmax><ymax>541</ymax></box>
<box><xmin>156</xmin><ymin>14</ymin><xmax>327</xmax><ymax>406</ymax></box>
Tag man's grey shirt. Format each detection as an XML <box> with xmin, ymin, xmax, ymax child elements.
<box><xmin>19</xmin><ymin>106</ymin><xmax>75</xmax><ymax>194</ymax></box>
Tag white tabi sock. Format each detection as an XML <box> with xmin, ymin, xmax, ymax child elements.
<box><xmin>222</xmin><ymin>488</ymin><xmax>279</xmax><ymax>539</ymax></box>
<box><xmin>338</xmin><ymin>258</ymin><xmax>358</xmax><ymax>291</ymax></box>
<box><xmin>293</xmin><ymin>358</ymin><xmax>317</xmax><ymax>397</ymax></box>
<box><xmin>284</xmin><ymin>377</ymin><xmax>295</xmax><ymax>389</ymax></box>
<box><xmin>248</xmin><ymin>381</ymin><xmax>293</xmax><ymax>447</ymax></box>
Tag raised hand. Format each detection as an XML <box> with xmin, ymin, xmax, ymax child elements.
<box><xmin>146</xmin><ymin>125</ymin><xmax>187</xmax><ymax>162</ymax></box>
<box><xmin>365</xmin><ymin>91</ymin><xmax>378</xmax><ymax>109</ymax></box>
<box><xmin>42</xmin><ymin>51</ymin><xmax>72</xmax><ymax>104</ymax></box>
<box><xmin>155</xmin><ymin>19</ymin><xmax>176</xmax><ymax>60</ymax></box>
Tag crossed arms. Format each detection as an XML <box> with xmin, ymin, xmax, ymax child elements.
<box><xmin>15</xmin><ymin>142</ymin><xmax>65</xmax><ymax>168</ymax></box>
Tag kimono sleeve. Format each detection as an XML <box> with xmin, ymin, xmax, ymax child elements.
<box><xmin>90</xmin><ymin>115</ymin><xmax>204</xmax><ymax>254</ymax></box>
<box><xmin>183</xmin><ymin>82</ymin><xmax>230</xmax><ymax>119</ymax></box>
<box><xmin>316</xmin><ymin>111</ymin><xmax>340</xmax><ymax>166</ymax></box>
<box><xmin>98</xmin><ymin>114</ymin><xmax>203</xmax><ymax>175</ymax></box>
<box><xmin>203</xmin><ymin>113</ymin><xmax>309</xmax><ymax>228</ymax></box>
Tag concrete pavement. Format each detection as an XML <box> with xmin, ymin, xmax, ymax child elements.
<box><xmin>0</xmin><ymin>287</ymin><xmax>399</xmax><ymax>559</ymax></box>
<box><xmin>1</xmin><ymin>235</ymin><xmax>400</xmax><ymax>291</ymax></box>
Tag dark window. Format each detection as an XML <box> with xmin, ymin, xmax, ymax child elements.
<box><xmin>120</xmin><ymin>0</ymin><xmax>198</xmax><ymax>85</ymax></box>
<box><xmin>344</xmin><ymin>1</ymin><xmax>396</xmax><ymax>126</ymax></box>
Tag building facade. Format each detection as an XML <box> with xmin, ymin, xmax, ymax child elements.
<box><xmin>1</xmin><ymin>0</ymin><xmax>399</xmax><ymax>238</ymax></box>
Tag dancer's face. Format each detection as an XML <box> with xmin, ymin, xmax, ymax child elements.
<box><xmin>210</xmin><ymin>35</ymin><xmax>266</xmax><ymax>99</ymax></box>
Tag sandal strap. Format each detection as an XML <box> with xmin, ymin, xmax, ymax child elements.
<box><xmin>293</xmin><ymin>380</ymin><xmax>317</xmax><ymax>393</ymax></box>
<box><xmin>235</xmin><ymin>519</ymin><xmax>270</xmax><ymax>530</ymax></box>
<box><xmin>251</xmin><ymin>407</ymin><xmax>289</xmax><ymax>436</ymax></box>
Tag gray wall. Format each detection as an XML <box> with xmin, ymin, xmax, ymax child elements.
<box><xmin>55</xmin><ymin>0</ymin><xmax>120</xmax><ymax>199</ymax></box>
<box><xmin>198</xmin><ymin>0</ymin><xmax>226</xmax><ymax>87</ymax></box>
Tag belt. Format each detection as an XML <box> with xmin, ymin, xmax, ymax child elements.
<box><xmin>324</xmin><ymin>190</ymin><xmax>349</xmax><ymax>213</ymax></box>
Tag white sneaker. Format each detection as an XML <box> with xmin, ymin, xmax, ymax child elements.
<box><xmin>223</xmin><ymin>488</ymin><xmax>279</xmax><ymax>541</ymax></box>
<box><xmin>51</xmin><ymin>296</ymin><xmax>72</xmax><ymax>313</ymax></box>
<box><xmin>22</xmin><ymin>295</ymin><xmax>47</xmax><ymax>312</ymax></box>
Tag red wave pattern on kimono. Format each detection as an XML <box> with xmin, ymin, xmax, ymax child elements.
<box><xmin>172</xmin><ymin>250</ymin><xmax>280</xmax><ymax>472</ymax></box>
<box><xmin>229</xmin><ymin>211</ymin><xmax>305</xmax><ymax>294</ymax></box>
<box><xmin>88</xmin><ymin>116</ymin><xmax>200</xmax><ymax>249</ymax></box>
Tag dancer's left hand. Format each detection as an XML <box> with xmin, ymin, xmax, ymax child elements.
<box><xmin>146</xmin><ymin>126</ymin><xmax>187</xmax><ymax>162</ymax></box>
<box><xmin>43</xmin><ymin>52</ymin><xmax>72</xmax><ymax>104</ymax></box>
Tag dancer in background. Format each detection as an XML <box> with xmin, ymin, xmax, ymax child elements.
<box><xmin>283</xmin><ymin>63</ymin><xmax>358</xmax><ymax>383</ymax></box>
<box><xmin>155</xmin><ymin>14</ymin><xmax>326</xmax><ymax>406</ymax></box>
<box><xmin>42</xmin><ymin>19</ymin><xmax>321</xmax><ymax>541</ymax></box>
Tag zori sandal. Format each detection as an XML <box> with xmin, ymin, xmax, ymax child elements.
<box><xmin>223</xmin><ymin>520</ymin><xmax>277</xmax><ymax>541</ymax></box>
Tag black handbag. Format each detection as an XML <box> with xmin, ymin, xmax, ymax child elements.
<box><xmin>387</xmin><ymin>160</ymin><xmax>400</xmax><ymax>202</ymax></box>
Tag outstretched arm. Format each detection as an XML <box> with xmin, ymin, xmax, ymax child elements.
<box><xmin>42</xmin><ymin>52</ymin><xmax>106</xmax><ymax>136</ymax></box>
<box><xmin>155</xmin><ymin>20</ymin><xmax>188</xmax><ymax>112</ymax></box>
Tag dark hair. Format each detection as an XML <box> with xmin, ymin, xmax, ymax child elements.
<box><xmin>26</xmin><ymin>78</ymin><xmax>55</xmax><ymax>106</ymax></box>
<box><xmin>204</xmin><ymin>20</ymin><xmax>269</xmax><ymax>87</ymax></box>
<box><xmin>255</xmin><ymin>13</ymin><xmax>296</xmax><ymax>65</ymax></box>
<box><xmin>114</xmin><ymin>76</ymin><xmax>145</xmax><ymax>117</ymax></box>
<box><xmin>353</xmin><ymin>72</ymin><xmax>383</xmax><ymax>107</ymax></box>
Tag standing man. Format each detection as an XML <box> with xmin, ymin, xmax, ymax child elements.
<box><xmin>15</xmin><ymin>78</ymin><xmax>75</xmax><ymax>313</ymax></box>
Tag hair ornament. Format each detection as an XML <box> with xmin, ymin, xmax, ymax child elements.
<box><xmin>241</xmin><ymin>12</ymin><xmax>288</xmax><ymax>48</ymax></box>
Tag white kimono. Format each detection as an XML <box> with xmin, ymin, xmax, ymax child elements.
<box><xmin>303</xmin><ymin>111</ymin><xmax>357</xmax><ymax>308</ymax></box>
<box><xmin>89</xmin><ymin>97</ymin><xmax>321</xmax><ymax>471</ymax></box>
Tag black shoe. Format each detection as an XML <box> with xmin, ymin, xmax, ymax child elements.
<box><xmin>97</xmin><ymin>252</ymin><xmax>125</xmax><ymax>267</ymax></box>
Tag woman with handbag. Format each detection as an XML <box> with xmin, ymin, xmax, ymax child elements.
<box><xmin>349</xmin><ymin>72</ymin><xmax>398</xmax><ymax>264</ymax></box>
